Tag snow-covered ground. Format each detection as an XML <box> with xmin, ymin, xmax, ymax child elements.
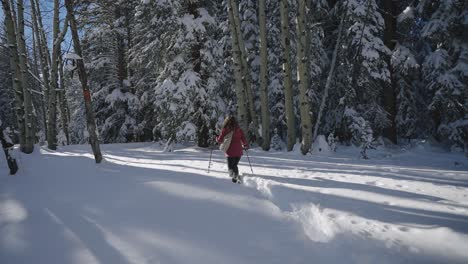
<box><xmin>1</xmin><ymin>143</ymin><xmax>467</xmax><ymax>264</ymax></box>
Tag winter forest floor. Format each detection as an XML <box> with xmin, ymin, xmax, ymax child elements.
<box><xmin>1</xmin><ymin>142</ymin><xmax>468</xmax><ymax>264</ymax></box>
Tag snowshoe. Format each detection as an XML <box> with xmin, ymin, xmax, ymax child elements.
<box><xmin>232</xmin><ymin>174</ymin><xmax>242</xmax><ymax>184</ymax></box>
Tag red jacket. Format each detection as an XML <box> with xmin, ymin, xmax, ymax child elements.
<box><xmin>216</xmin><ymin>126</ymin><xmax>248</xmax><ymax>157</ymax></box>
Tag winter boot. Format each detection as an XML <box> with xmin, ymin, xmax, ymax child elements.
<box><xmin>232</xmin><ymin>173</ymin><xmax>242</xmax><ymax>184</ymax></box>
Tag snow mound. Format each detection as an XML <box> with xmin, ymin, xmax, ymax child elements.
<box><xmin>243</xmin><ymin>176</ymin><xmax>273</xmax><ymax>199</ymax></box>
<box><xmin>288</xmin><ymin>204</ymin><xmax>338</xmax><ymax>243</ymax></box>
<box><xmin>312</xmin><ymin>135</ymin><xmax>331</xmax><ymax>154</ymax></box>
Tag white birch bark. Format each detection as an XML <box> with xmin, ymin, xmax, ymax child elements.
<box><xmin>312</xmin><ymin>9</ymin><xmax>347</xmax><ymax>141</ymax></box>
<box><xmin>16</xmin><ymin>0</ymin><xmax>34</xmax><ymax>153</ymax></box>
<box><xmin>280</xmin><ymin>0</ymin><xmax>296</xmax><ymax>151</ymax></box>
<box><xmin>58</xmin><ymin>55</ymin><xmax>70</xmax><ymax>145</ymax></box>
<box><xmin>1</xmin><ymin>0</ymin><xmax>26</xmax><ymax>150</ymax></box>
<box><xmin>230</xmin><ymin>0</ymin><xmax>259</xmax><ymax>140</ymax></box>
<box><xmin>297</xmin><ymin>0</ymin><xmax>312</xmax><ymax>155</ymax></box>
<box><xmin>11</xmin><ymin>0</ymin><xmax>34</xmax><ymax>154</ymax></box>
<box><xmin>65</xmin><ymin>0</ymin><xmax>102</xmax><ymax>163</ymax></box>
<box><xmin>30</xmin><ymin>0</ymin><xmax>51</xmax><ymax>111</ymax></box>
<box><xmin>47</xmin><ymin>0</ymin><xmax>69</xmax><ymax>150</ymax></box>
<box><xmin>258</xmin><ymin>0</ymin><xmax>270</xmax><ymax>150</ymax></box>
<box><xmin>227</xmin><ymin>0</ymin><xmax>249</xmax><ymax>133</ymax></box>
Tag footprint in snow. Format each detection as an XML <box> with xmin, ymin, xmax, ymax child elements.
<box><xmin>327</xmin><ymin>213</ymin><xmax>337</xmax><ymax>219</ymax></box>
<box><xmin>398</xmin><ymin>226</ymin><xmax>410</xmax><ymax>232</ymax></box>
<box><xmin>359</xmin><ymin>230</ymin><xmax>372</xmax><ymax>237</ymax></box>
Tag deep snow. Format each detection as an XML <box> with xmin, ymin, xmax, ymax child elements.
<box><xmin>1</xmin><ymin>142</ymin><xmax>467</xmax><ymax>264</ymax></box>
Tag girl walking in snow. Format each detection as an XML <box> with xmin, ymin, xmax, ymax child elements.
<box><xmin>216</xmin><ymin>116</ymin><xmax>248</xmax><ymax>183</ymax></box>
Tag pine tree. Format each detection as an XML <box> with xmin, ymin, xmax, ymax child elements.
<box><xmin>131</xmin><ymin>0</ymin><xmax>224</xmax><ymax>146</ymax></box>
<box><xmin>419</xmin><ymin>0</ymin><xmax>468</xmax><ymax>150</ymax></box>
<box><xmin>327</xmin><ymin>0</ymin><xmax>391</xmax><ymax>147</ymax></box>
<box><xmin>78</xmin><ymin>0</ymin><xmax>139</xmax><ymax>143</ymax></box>
<box><xmin>392</xmin><ymin>5</ymin><xmax>421</xmax><ymax>141</ymax></box>
<box><xmin>266</xmin><ymin>0</ymin><xmax>286</xmax><ymax>143</ymax></box>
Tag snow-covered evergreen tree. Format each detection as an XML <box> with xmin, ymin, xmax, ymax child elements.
<box><xmin>392</xmin><ymin>5</ymin><xmax>422</xmax><ymax>141</ymax></box>
<box><xmin>239</xmin><ymin>0</ymin><xmax>259</xmax><ymax>91</ymax></box>
<box><xmin>78</xmin><ymin>0</ymin><xmax>139</xmax><ymax>143</ymax></box>
<box><xmin>418</xmin><ymin>0</ymin><xmax>468</xmax><ymax>150</ymax></box>
<box><xmin>266</xmin><ymin>0</ymin><xmax>286</xmax><ymax>140</ymax></box>
<box><xmin>131</xmin><ymin>0</ymin><xmax>225</xmax><ymax>146</ymax></box>
<box><xmin>326</xmin><ymin>0</ymin><xmax>391</xmax><ymax>145</ymax></box>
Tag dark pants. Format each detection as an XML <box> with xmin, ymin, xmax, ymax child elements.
<box><xmin>227</xmin><ymin>157</ymin><xmax>241</xmax><ymax>176</ymax></box>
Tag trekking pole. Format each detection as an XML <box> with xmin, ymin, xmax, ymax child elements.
<box><xmin>245</xmin><ymin>149</ymin><xmax>254</xmax><ymax>175</ymax></box>
<box><xmin>208</xmin><ymin>147</ymin><xmax>213</xmax><ymax>173</ymax></box>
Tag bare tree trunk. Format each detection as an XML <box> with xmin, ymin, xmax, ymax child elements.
<box><xmin>1</xmin><ymin>0</ymin><xmax>26</xmax><ymax>150</ymax></box>
<box><xmin>1</xmin><ymin>127</ymin><xmax>18</xmax><ymax>175</ymax></box>
<box><xmin>65</xmin><ymin>0</ymin><xmax>102</xmax><ymax>163</ymax></box>
<box><xmin>280</xmin><ymin>0</ymin><xmax>296</xmax><ymax>151</ymax></box>
<box><xmin>31</xmin><ymin>30</ymin><xmax>47</xmax><ymax>137</ymax></box>
<box><xmin>33</xmin><ymin>0</ymin><xmax>51</xmax><ymax>67</ymax></box>
<box><xmin>30</xmin><ymin>0</ymin><xmax>51</xmax><ymax>127</ymax></box>
<box><xmin>31</xmin><ymin>0</ymin><xmax>52</xmax><ymax>106</ymax></box>
<box><xmin>58</xmin><ymin>55</ymin><xmax>70</xmax><ymax>145</ymax></box>
<box><xmin>297</xmin><ymin>0</ymin><xmax>312</xmax><ymax>155</ymax></box>
<box><xmin>230</xmin><ymin>0</ymin><xmax>259</xmax><ymax>141</ymax></box>
<box><xmin>258</xmin><ymin>0</ymin><xmax>270</xmax><ymax>150</ymax></box>
<box><xmin>382</xmin><ymin>0</ymin><xmax>398</xmax><ymax>144</ymax></box>
<box><xmin>31</xmin><ymin>5</ymin><xmax>49</xmax><ymax>138</ymax></box>
<box><xmin>47</xmin><ymin>0</ymin><xmax>69</xmax><ymax>150</ymax></box>
<box><xmin>227</xmin><ymin>0</ymin><xmax>249</xmax><ymax>133</ymax></box>
<box><xmin>16</xmin><ymin>0</ymin><xmax>34</xmax><ymax>153</ymax></box>
<box><xmin>312</xmin><ymin>9</ymin><xmax>347</xmax><ymax>141</ymax></box>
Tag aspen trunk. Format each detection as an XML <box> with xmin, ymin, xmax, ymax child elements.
<box><xmin>31</xmin><ymin>30</ymin><xmax>47</xmax><ymax>137</ymax></box>
<box><xmin>1</xmin><ymin>0</ymin><xmax>26</xmax><ymax>149</ymax></box>
<box><xmin>258</xmin><ymin>0</ymin><xmax>270</xmax><ymax>150</ymax></box>
<box><xmin>30</xmin><ymin>0</ymin><xmax>51</xmax><ymax>115</ymax></box>
<box><xmin>16</xmin><ymin>0</ymin><xmax>34</xmax><ymax>153</ymax></box>
<box><xmin>297</xmin><ymin>0</ymin><xmax>312</xmax><ymax>155</ymax></box>
<box><xmin>230</xmin><ymin>0</ymin><xmax>259</xmax><ymax>141</ymax></box>
<box><xmin>30</xmin><ymin>1</ymin><xmax>48</xmax><ymax>137</ymax></box>
<box><xmin>227</xmin><ymin>0</ymin><xmax>249</xmax><ymax>133</ymax></box>
<box><xmin>33</xmin><ymin>0</ymin><xmax>51</xmax><ymax>68</ymax></box>
<box><xmin>58</xmin><ymin>55</ymin><xmax>70</xmax><ymax>145</ymax></box>
<box><xmin>0</xmin><ymin>127</ymin><xmax>18</xmax><ymax>175</ymax></box>
<box><xmin>65</xmin><ymin>0</ymin><xmax>103</xmax><ymax>163</ymax></box>
<box><xmin>47</xmin><ymin>0</ymin><xmax>69</xmax><ymax>150</ymax></box>
<box><xmin>312</xmin><ymin>10</ymin><xmax>347</xmax><ymax>141</ymax></box>
<box><xmin>280</xmin><ymin>0</ymin><xmax>296</xmax><ymax>151</ymax></box>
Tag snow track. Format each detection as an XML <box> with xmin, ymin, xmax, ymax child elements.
<box><xmin>1</xmin><ymin>143</ymin><xmax>467</xmax><ymax>264</ymax></box>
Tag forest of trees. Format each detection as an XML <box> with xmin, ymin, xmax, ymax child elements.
<box><xmin>1</xmin><ymin>0</ymin><xmax>467</xmax><ymax>161</ymax></box>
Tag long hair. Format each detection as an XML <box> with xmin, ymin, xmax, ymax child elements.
<box><xmin>222</xmin><ymin>115</ymin><xmax>238</xmax><ymax>131</ymax></box>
